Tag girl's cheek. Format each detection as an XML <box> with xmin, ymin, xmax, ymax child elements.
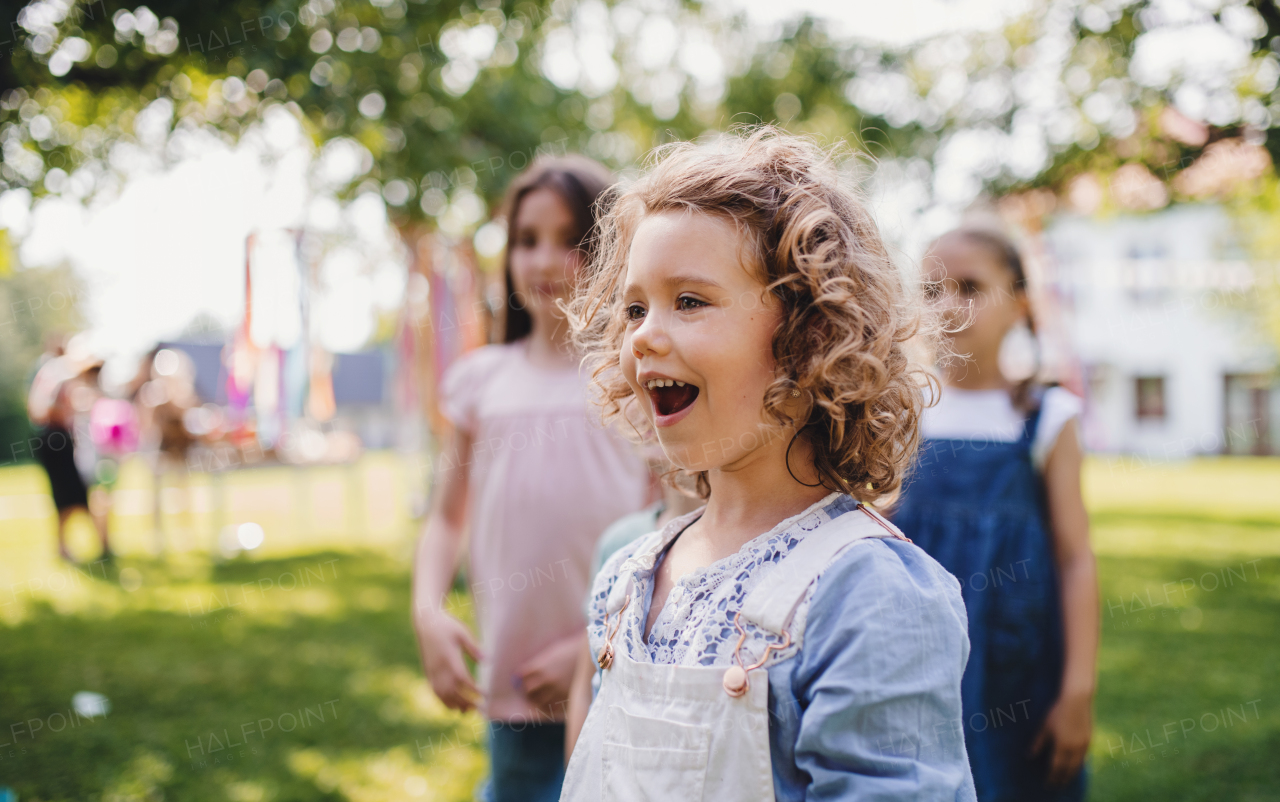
<box><xmin>619</xmin><ymin>337</ymin><xmax>637</xmax><ymax>382</ymax></box>
<box><xmin>509</xmin><ymin>252</ymin><xmax>532</xmax><ymax>291</ymax></box>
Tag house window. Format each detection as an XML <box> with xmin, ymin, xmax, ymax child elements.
<box><xmin>1135</xmin><ymin>376</ymin><xmax>1166</xmax><ymax>421</ymax></box>
<box><xmin>1124</xmin><ymin>243</ymin><xmax>1171</xmax><ymax>305</ymax></box>
<box><xmin>1223</xmin><ymin>374</ymin><xmax>1275</xmax><ymax>455</ymax></box>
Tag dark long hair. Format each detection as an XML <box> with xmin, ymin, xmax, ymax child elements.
<box><xmin>497</xmin><ymin>155</ymin><xmax>614</xmax><ymax>343</ymax></box>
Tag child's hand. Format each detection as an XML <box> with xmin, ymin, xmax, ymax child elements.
<box><xmin>415</xmin><ymin>612</ymin><xmax>484</xmax><ymax>712</ymax></box>
<box><xmin>516</xmin><ymin>633</ymin><xmax>586</xmax><ymax>714</ymax></box>
<box><xmin>1029</xmin><ymin>689</ymin><xmax>1092</xmax><ymax>786</ymax></box>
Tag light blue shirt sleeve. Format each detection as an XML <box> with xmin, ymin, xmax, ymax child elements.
<box><xmin>787</xmin><ymin>538</ymin><xmax>976</xmax><ymax>801</ymax></box>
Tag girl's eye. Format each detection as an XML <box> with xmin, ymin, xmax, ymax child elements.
<box><xmin>625</xmin><ymin>304</ymin><xmax>646</xmax><ymax>321</ymax></box>
<box><xmin>677</xmin><ymin>296</ymin><xmax>707</xmax><ymax>311</ymax></box>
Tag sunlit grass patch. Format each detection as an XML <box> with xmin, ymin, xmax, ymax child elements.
<box><xmin>0</xmin><ymin>548</ymin><xmax>487</xmax><ymax>801</ymax></box>
<box><xmin>1085</xmin><ymin>459</ymin><xmax>1280</xmax><ymax>801</ymax></box>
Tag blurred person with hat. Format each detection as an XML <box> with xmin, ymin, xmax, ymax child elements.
<box><xmin>26</xmin><ymin>333</ymin><xmax>114</xmax><ymax>563</ymax></box>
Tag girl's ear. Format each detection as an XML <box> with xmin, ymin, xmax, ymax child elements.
<box><xmin>1015</xmin><ymin>287</ymin><xmax>1032</xmax><ymax>326</ymax></box>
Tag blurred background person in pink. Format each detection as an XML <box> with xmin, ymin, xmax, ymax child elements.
<box><xmin>412</xmin><ymin>156</ymin><xmax>650</xmax><ymax>802</ymax></box>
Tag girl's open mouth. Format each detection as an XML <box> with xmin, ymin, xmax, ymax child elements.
<box><xmin>644</xmin><ymin>379</ymin><xmax>699</xmax><ymax>418</ymax></box>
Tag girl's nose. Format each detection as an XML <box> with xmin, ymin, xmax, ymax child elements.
<box><xmin>529</xmin><ymin>242</ymin><xmax>556</xmax><ymax>274</ymax></box>
<box><xmin>534</xmin><ymin>242</ymin><xmax>575</xmax><ymax>278</ymax></box>
<box><xmin>630</xmin><ymin>312</ymin><xmax>669</xmax><ymax>357</ymax></box>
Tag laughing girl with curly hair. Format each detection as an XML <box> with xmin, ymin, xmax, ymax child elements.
<box><xmin>560</xmin><ymin>128</ymin><xmax>976</xmax><ymax>801</ymax></box>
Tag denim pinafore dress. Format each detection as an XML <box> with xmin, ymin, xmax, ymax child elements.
<box><xmin>891</xmin><ymin>406</ymin><xmax>1085</xmax><ymax>802</ymax></box>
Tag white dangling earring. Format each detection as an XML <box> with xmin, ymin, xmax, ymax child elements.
<box><xmin>998</xmin><ymin>321</ymin><xmax>1039</xmax><ymax>383</ymax></box>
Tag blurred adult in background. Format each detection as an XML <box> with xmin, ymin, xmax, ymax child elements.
<box><xmin>129</xmin><ymin>347</ymin><xmax>199</xmax><ymax>554</ymax></box>
<box><xmin>27</xmin><ymin>336</ymin><xmax>113</xmax><ymax>563</ymax></box>
<box><xmin>892</xmin><ymin>228</ymin><xmax>1098</xmax><ymax>801</ymax></box>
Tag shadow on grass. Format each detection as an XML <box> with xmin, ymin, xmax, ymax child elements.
<box><xmin>0</xmin><ymin>551</ymin><xmax>485</xmax><ymax>802</ymax></box>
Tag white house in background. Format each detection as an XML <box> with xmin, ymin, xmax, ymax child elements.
<box><xmin>1041</xmin><ymin>204</ymin><xmax>1279</xmax><ymax>457</ymax></box>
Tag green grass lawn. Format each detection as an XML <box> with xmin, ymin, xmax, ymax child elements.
<box><xmin>0</xmin><ymin>551</ymin><xmax>487</xmax><ymax>802</ymax></box>
<box><xmin>1083</xmin><ymin>457</ymin><xmax>1280</xmax><ymax>801</ymax></box>
<box><xmin>1</xmin><ymin>455</ymin><xmax>1278</xmax><ymax>800</ymax></box>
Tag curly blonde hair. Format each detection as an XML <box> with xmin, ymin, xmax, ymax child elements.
<box><xmin>570</xmin><ymin>127</ymin><xmax>933</xmax><ymax>504</ymax></box>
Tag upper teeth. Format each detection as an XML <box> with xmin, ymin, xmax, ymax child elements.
<box><xmin>646</xmin><ymin>379</ymin><xmax>684</xmax><ymax>389</ymax></box>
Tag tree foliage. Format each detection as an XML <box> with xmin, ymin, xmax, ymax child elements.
<box><xmin>0</xmin><ymin>263</ymin><xmax>84</xmax><ymax>458</ymax></box>
<box><xmin>1</xmin><ymin>0</ymin><xmax>610</xmax><ymax>221</ymax></box>
<box><xmin>4</xmin><ymin>0</ymin><xmax>1279</xmax><ymax>224</ymax></box>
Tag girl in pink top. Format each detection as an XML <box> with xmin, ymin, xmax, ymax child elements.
<box><xmin>412</xmin><ymin>156</ymin><xmax>650</xmax><ymax>802</ymax></box>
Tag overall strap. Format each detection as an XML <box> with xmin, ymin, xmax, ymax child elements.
<box><xmin>1018</xmin><ymin>389</ymin><xmax>1045</xmax><ymax>448</ymax></box>
<box><xmin>605</xmin><ymin>570</ymin><xmax>633</xmax><ymax>615</ymax></box>
<box><xmin>739</xmin><ymin>503</ymin><xmax>907</xmax><ymax>636</ymax></box>
<box><xmin>605</xmin><ymin>509</ymin><xmax>707</xmax><ymax>615</ymax></box>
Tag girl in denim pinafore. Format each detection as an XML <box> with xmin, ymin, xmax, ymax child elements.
<box><xmin>896</xmin><ymin>404</ymin><xmax>1083</xmax><ymax>800</ymax></box>
<box><xmin>893</xmin><ymin>228</ymin><xmax>1098</xmax><ymax>802</ymax></box>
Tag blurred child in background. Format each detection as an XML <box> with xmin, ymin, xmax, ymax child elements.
<box><xmin>129</xmin><ymin>347</ymin><xmax>199</xmax><ymax>554</ymax></box>
<box><xmin>892</xmin><ymin>228</ymin><xmax>1098</xmax><ymax>801</ymax></box>
<box><xmin>411</xmin><ymin>156</ymin><xmax>650</xmax><ymax>802</ymax></box>
<box><xmin>27</xmin><ymin>337</ymin><xmax>113</xmax><ymax>563</ymax></box>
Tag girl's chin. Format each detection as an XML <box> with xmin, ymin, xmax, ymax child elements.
<box><xmin>652</xmin><ymin>430</ymin><xmax>720</xmax><ymax>476</ymax></box>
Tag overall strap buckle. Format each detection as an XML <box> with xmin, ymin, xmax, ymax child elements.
<box><xmin>722</xmin><ymin>611</ymin><xmax>792</xmax><ymax>697</ymax></box>
<box><xmin>597</xmin><ymin>594</ymin><xmax>631</xmax><ymax>670</ymax></box>
<box><xmin>731</xmin><ymin>501</ymin><xmax>909</xmax><ymax>682</ymax></box>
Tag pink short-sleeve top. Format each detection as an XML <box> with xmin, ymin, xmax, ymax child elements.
<box><xmin>440</xmin><ymin>341</ymin><xmax>650</xmax><ymax>722</ymax></box>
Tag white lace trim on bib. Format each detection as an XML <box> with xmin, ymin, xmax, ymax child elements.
<box><xmin>587</xmin><ymin>493</ymin><xmax>855</xmax><ymax>669</ymax></box>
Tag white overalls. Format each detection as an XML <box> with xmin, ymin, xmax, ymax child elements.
<box><xmin>561</xmin><ymin>502</ymin><xmax>909</xmax><ymax>802</ymax></box>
